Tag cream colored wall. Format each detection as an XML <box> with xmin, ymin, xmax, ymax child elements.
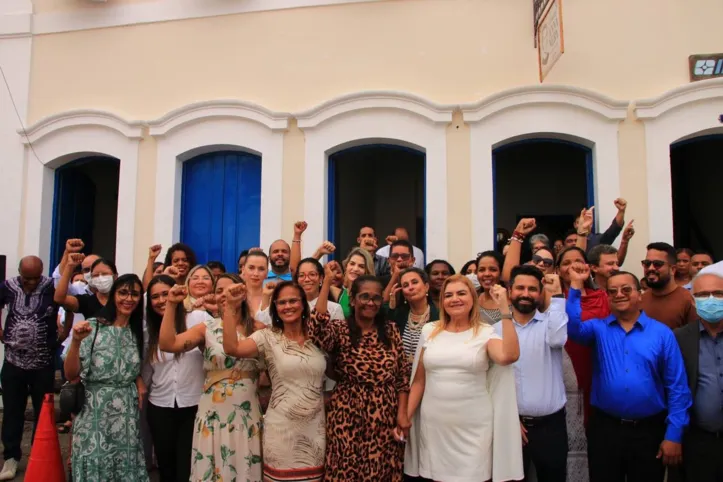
<box><xmin>26</xmin><ymin>0</ymin><xmax>721</xmax><ymax>273</ymax></box>
<box><xmin>133</xmin><ymin>132</ymin><xmax>158</xmax><ymax>274</ymax></box>
<box><xmin>617</xmin><ymin>109</ymin><xmax>650</xmax><ymax>279</ymax></box>
<box><xmin>446</xmin><ymin>111</ymin><xmax>472</xmax><ymax>270</ymax></box>
<box><xmin>28</xmin><ymin>0</ymin><xmax>723</xmax><ymax>123</ymax></box>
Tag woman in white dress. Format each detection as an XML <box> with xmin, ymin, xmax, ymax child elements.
<box><xmin>406</xmin><ymin>274</ymin><xmax>524</xmax><ymax>482</ymax></box>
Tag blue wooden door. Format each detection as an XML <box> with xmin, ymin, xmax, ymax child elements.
<box><xmin>181</xmin><ymin>151</ymin><xmax>262</xmax><ymax>271</ymax></box>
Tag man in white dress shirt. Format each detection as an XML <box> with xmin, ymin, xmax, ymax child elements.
<box><xmin>495</xmin><ymin>265</ymin><xmax>569</xmax><ymax>482</ymax></box>
<box><xmin>376</xmin><ymin>227</ymin><xmax>425</xmax><ymax>269</ymax></box>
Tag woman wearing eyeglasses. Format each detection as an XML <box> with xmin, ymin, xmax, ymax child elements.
<box><xmin>64</xmin><ymin>274</ymin><xmax>149</xmax><ymax>482</ymax></box>
<box><xmin>307</xmin><ymin>263</ymin><xmax>411</xmax><ymax>481</ymax></box>
<box><xmin>221</xmin><ymin>281</ymin><xmax>327</xmax><ymax>482</ymax></box>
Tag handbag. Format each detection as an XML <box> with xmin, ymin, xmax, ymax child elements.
<box><xmin>59</xmin><ymin>322</ymin><xmax>101</xmax><ymax>416</ymax></box>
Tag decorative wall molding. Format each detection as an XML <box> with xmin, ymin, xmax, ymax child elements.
<box><xmin>461</xmin><ymin>84</ymin><xmax>629</xmax><ymax>123</ymax></box>
<box><xmin>22</xmin><ymin>110</ymin><xmax>144</xmax><ymax>145</ymax></box>
<box><xmin>0</xmin><ymin>12</ymin><xmax>32</xmax><ymax>38</ymax></box>
<box><xmin>296</xmin><ymin>91</ymin><xmax>456</xmax><ymax>128</ymax></box>
<box><xmin>634</xmin><ymin>77</ymin><xmax>723</xmax><ymax>119</ymax></box>
<box><xmin>148</xmin><ymin>100</ymin><xmax>290</xmax><ymax>136</ymax></box>
<box><xmin>32</xmin><ymin>0</ymin><xmax>386</xmax><ymax>35</ymax></box>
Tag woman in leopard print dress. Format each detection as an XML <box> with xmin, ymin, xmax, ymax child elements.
<box><xmin>309</xmin><ymin>268</ymin><xmax>411</xmax><ymax>481</ymax></box>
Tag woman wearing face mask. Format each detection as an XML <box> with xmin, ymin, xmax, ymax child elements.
<box><xmin>55</xmin><ymin>255</ymin><xmax>118</xmax><ymax>319</ymax></box>
<box><xmin>221</xmin><ymin>281</ymin><xmax>327</xmax><ymax>482</ymax></box>
<box><xmin>163</xmin><ymin>243</ymin><xmax>197</xmax><ymax>286</ymax></box>
<box><xmin>309</xmin><ymin>264</ymin><xmax>410</xmax><ymax>481</ymax></box>
<box><xmin>64</xmin><ymin>274</ymin><xmax>148</xmax><ymax>481</ymax></box>
<box><xmin>424</xmin><ymin>260</ymin><xmax>455</xmax><ymax>309</ymax></box>
<box><xmin>142</xmin><ymin>274</ymin><xmax>205</xmax><ymax>482</ymax></box>
<box><xmin>460</xmin><ymin>260</ymin><xmax>477</xmax><ymax>276</ymax></box>
<box><xmin>330</xmin><ymin>248</ymin><xmax>375</xmax><ymax>319</ymax></box>
<box><xmin>159</xmin><ymin>274</ymin><xmax>266</xmax><ymax>481</ymax></box>
<box><xmin>476</xmin><ymin>250</ymin><xmax>506</xmax><ymax>324</ymax></box>
<box><xmin>242</xmin><ymin>251</ymin><xmax>270</xmax><ymax>316</ymax></box>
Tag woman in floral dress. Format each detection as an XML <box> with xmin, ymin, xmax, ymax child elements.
<box><xmin>310</xmin><ymin>264</ymin><xmax>411</xmax><ymax>481</ymax></box>
<box><xmin>64</xmin><ymin>274</ymin><xmax>149</xmax><ymax>482</ymax></box>
<box><xmin>222</xmin><ymin>281</ymin><xmax>327</xmax><ymax>481</ymax></box>
<box><xmin>159</xmin><ymin>273</ymin><xmax>266</xmax><ymax>482</ymax></box>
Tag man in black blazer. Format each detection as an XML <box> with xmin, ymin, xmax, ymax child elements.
<box><xmin>675</xmin><ymin>271</ymin><xmax>723</xmax><ymax>482</ymax></box>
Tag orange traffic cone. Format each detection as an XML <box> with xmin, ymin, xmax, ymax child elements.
<box><xmin>25</xmin><ymin>393</ymin><xmax>66</xmax><ymax>482</ymax></box>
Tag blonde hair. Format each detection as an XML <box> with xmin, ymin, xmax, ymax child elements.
<box><xmin>183</xmin><ymin>265</ymin><xmax>215</xmax><ymax>313</ymax></box>
<box><xmin>429</xmin><ymin>274</ymin><xmax>485</xmax><ymax>341</ymax></box>
<box><xmin>343</xmin><ymin>248</ymin><xmax>376</xmax><ymax>278</ymax></box>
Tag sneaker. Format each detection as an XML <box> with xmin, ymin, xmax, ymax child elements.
<box><xmin>0</xmin><ymin>459</ymin><xmax>18</xmax><ymax>480</ymax></box>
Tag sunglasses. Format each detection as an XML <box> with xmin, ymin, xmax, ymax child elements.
<box><xmin>390</xmin><ymin>253</ymin><xmax>411</xmax><ymax>261</ymax></box>
<box><xmin>531</xmin><ymin>255</ymin><xmax>554</xmax><ymax>268</ymax></box>
<box><xmin>606</xmin><ymin>286</ymin><xmax>636</xmax><ymax>296</ymax></box>
<box><xmin>641</xmin><ymin>260</ymin><xmax>666</xmax><ymax>269</ymax></box>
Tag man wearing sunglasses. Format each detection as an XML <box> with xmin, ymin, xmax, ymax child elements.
<box><xmin>566</xmin><ymin>264</ymin><xmax>691</xmax><ymax>482</ymax></box>
<box><xmin>641</xmin><ymin>242</ymin><xmax>698</xmax><ymax>330</ymax></box>
<box><xmin>382</xmin><ymin>240</ymin><xmax>416</xmax><ymax>299</ymax></box>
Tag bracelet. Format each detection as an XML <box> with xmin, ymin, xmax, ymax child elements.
<box><xmin>510</xmin><ymin>237</ymin><xmax>523</xmax><ymax>244</ymax></box>
<box><xmin>292</xmin><ymin>240</ymin><xmax>301</xmax><ymax>244</ymax></box>
<box><xmin>501</xmin><ymin>313</ymin><xmax>513</xmax><ymax>320</ymax></box>
<box><xmin>512</xmin><ymin>230</ymin><xmax>526</xmax><ymax>240</ymax></box>
<box><xmin>577</xmin><ymin>231</ymin><xmax>590</xmax><ymax>236</ymax></box>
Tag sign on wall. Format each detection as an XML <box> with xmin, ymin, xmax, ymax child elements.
<box><xmin>533</xmin><ymin>0</ymin><xmax>551</xmax><ymax>43</ymax></box>
<box><xmin>689</xmin><ymin>54</ymin><xmax>723</xmax><ymax>82</ymax></box>
<box><xmin>537</xmin><ymin>0</ymin><xmax>564</xmax><ymax>82</ymax></box>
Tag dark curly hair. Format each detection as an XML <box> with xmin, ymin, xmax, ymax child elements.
<box><xmin>347</xmin><ymin>275</ymin><xmax>390</xmax><ymax>349</ymax></box>
<box><xmin>164</xmin><ymin>243</ymin><xmax>198</xmax><ymax>271</ymax></box>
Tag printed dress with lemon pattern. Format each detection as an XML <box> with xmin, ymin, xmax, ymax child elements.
<box><xmin>190</xmin><ymin>317</ymin><xmax>264</xmax><ymax>482</ymax></box>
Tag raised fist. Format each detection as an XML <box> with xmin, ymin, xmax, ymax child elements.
<box><xmin>149</xmin><ymin>244</ymin><xmax>162</xmax><ymax>260</ymax></box>
<box><xmin>488</xmin><ymin>284</ymin><xmax>509</xmax><ymax>307</ymax></box>
<box><xmin>515</xmin><ymin>218</ymin><xmax>537</xmax><ymax>236</ymax></box>
<box><xmin>614</xmin><ymin>198</ymin><xmax>627</xmax><ymax>212</ymax></box>
<box><xmin>65</xmin><ymin>239</ymin><xmax>85</xmax><ymax>254</ymax></box>
<box><xmin>167</xmin><ymin>285</ymin><xmax>188</xmax><ymax>304</ymax></box>
<box><xmin>385</xmin><ymin>235</ymin><xmax>398</xmax><ymax>246</ymax></box>
<box><xmin>294</xmin><ymin>221</ymin><xmax>308</xmax><ymax>236</ymax></box>
<box><xmin>318</xmin><ymin>241</ymin><xmax>336</xmax><ymax>256</ymax></box>
<box><xmin>68</xmin><ymin>253</ymin><xmax>85</xmax><ymax>268</ymax></box>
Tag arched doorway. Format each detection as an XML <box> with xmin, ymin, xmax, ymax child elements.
<box><xmin>181</xmin><ymin>150</ymin><xmax>262</xmax><ymax>270</ymax></box>
<box><xmin>50</xmin><ymin>156</ymin><xmax>120</xmax><ymax>268</ymax></box>
<box><xmin>493</xmin><ymin>139</ymin><xmax>593</xmax><ymax>253</ymax></box>
<box><xmin>328</xmin><ymin>144</ymin><xmax>425</xmax><ymax>259</ymax></box>
<box><xmin>670</xmin><ymin>135</ymin><xmax>723</xmax><ymax>259</ymax></box>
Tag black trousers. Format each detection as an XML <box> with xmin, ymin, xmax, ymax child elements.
<box><xmin>683</xmin><ymin>425</ymin><xmax>723</xmax><ymax>482</ymax></box>
<box><xmin>147</xmin><ymin>401</ymin><xmax>197</xmax><ymax>482</ymax></box>
<box><xmin>0</xmin><ymin>361</ymin><xmax>55</xmax><ymax>461</ymax></box>
<box><xmin>587</xmin><ymin>409</ymin><xmax>666</xmax><ymax>482</ymax></box>
<box><xmin>521</xmin><ymin>408</ymin><xmax>568</xmax><ymax>482</ymax></box>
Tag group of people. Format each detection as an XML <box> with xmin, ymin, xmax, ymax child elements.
<box><xmin>0</xmin><ymin>196</ymin><xmax>722</xmax><ymax>482</ymax></box>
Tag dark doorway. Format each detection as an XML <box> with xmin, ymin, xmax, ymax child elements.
<box><xmin>51</xmin><ymin>156</ymin><xmax>120</xmax><ymax>269</ymax></box>
<box><xmin>670</xmin><ymin>135</ymin><xmax>723</xmax><ymax>260</ymax></box>
<box><xmin>494</xmin><ymin>139</ymin><xmax>592</xmax><ymax>252</ymax></box>
<box><xmin>328</xmin><ymin>145</ymin><xmax>425</xmax><ymax>259</ymax></box>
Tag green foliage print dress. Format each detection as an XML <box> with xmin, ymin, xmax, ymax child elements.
<box><xmin>71</xmin><ymin>319</ymin><xmax>149</xmax><ymax>482</ymax></box>
<box><xmin>190</xmin><ymin>317</ymin><xmax>264</xmax><ymax>482</ymax></box>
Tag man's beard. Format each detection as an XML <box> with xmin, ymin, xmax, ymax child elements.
<box><xmin>512</xmin><ymin>297</ymin><xmax>538</xmax><ymax>314</ymax></box>
<box><xmin>645</xmin><ymin>272</ymin><xmax>669</xmax><ymax>289</ymax></box>
<box><xmin>273</xmin><ymin>259</ymin><xmax>290</xmax><ymax>273</ymax></box>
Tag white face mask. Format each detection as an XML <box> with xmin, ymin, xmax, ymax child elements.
<box><xmin>91</xmin><ymin>275</ymin><xmax>114</xmax><ymax>294</ymax></box>
<box><xmin>83</xmin><ymin>272</ymin><xmax>92</xmax><ymax>284</ymax></box>
<box><xmin>72</xmin><ymin>280</ymin><xmax>88</xmax><ymax>292</ymax></box>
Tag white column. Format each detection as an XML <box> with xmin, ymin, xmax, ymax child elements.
<box><xmin>0</xmin><ymin>0</ymin><xmax>32</xmax><ymax>275</ymax></box>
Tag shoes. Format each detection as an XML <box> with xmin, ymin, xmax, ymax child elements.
<box><xmin>0</xmin><ymin>458</ymin><xmax>18</xmax><ymax>480</ymax></box>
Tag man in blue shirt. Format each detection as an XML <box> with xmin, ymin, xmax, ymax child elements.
<box><xmin>265</xmin><ymin>240</ymin><xmax>292</xmax><ymax>284</ymax></box>
<box><xmin>566</xmin><ymin>264</ymin><xmax>691</xmax><ymax>482</ymax></box>
<box><xmin>494</xmin><ymin>266</ymin><xmax>569</xmax><ymax>482</ymax></box>
<box><xmin>675</xmin><ymin>271</ymin><xmax>723</xmax><ymax>482</ymax></box>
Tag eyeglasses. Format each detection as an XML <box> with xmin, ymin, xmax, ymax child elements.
<box><xmin>605</xmin><ymin>286</ymin><xmax>636</xmax><ymax>296</ymax></box>
<box><xmin>357</xmin><ymin>293</ymin><xmax>384</xmax><ymax>305</ymax></box>
<box><xmin>81</xmin><ymin>267</ymin><xmax>92</xmax><ymax>273</ymax></box>
<box><xmin>641</xmin><ymin>260</ymin><xmax>666</xmax><ymax>269</ymax></box>
<box><xmin>275</xmin><ymin>298</ymin><xmax>302</xmax><ymax>307</ymax></box>
<box><xmin>117</xmin><ymin>289</ymin><xmax>141</xmax><ymax>300</ymax></box>
<box><xmin>694</xmin><ymin>291</ymin><xmax>723</xmax><ymax>299</ymax></box>
<box><xmin>297</xmin><ymin>272</ymin><xmax>320</xmax><ymax>281</ymax></box>
<box><xmin>531</xmin><ymin>255</ymin><xmax>554</xmax><ymax>267</ymax></box>
<box><xmin>390</xmin><ymin>253</ymin><xmax>411</xmax><ymax>261</ymax></box>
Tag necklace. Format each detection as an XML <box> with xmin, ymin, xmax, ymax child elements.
<box><xmin>408</xmin><ymin>305</ymin><xmax>430</xmax><ymax>329</ymax></box>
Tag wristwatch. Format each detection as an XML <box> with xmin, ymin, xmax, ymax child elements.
<box><xmin>501</xmin><ymin>313</ymin><xmax>513</xmax><ymax>320</ymax></box>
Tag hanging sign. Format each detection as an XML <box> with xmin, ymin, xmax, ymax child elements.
<box><xmin>537</xmin><ymin>0</ymin><xmax>564</xmax><ymax>82</ymax></box>
<box><xmin>689</xmin><ymin>54</ymin><xmax>723</xmax><ymax>82</ymax></box>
